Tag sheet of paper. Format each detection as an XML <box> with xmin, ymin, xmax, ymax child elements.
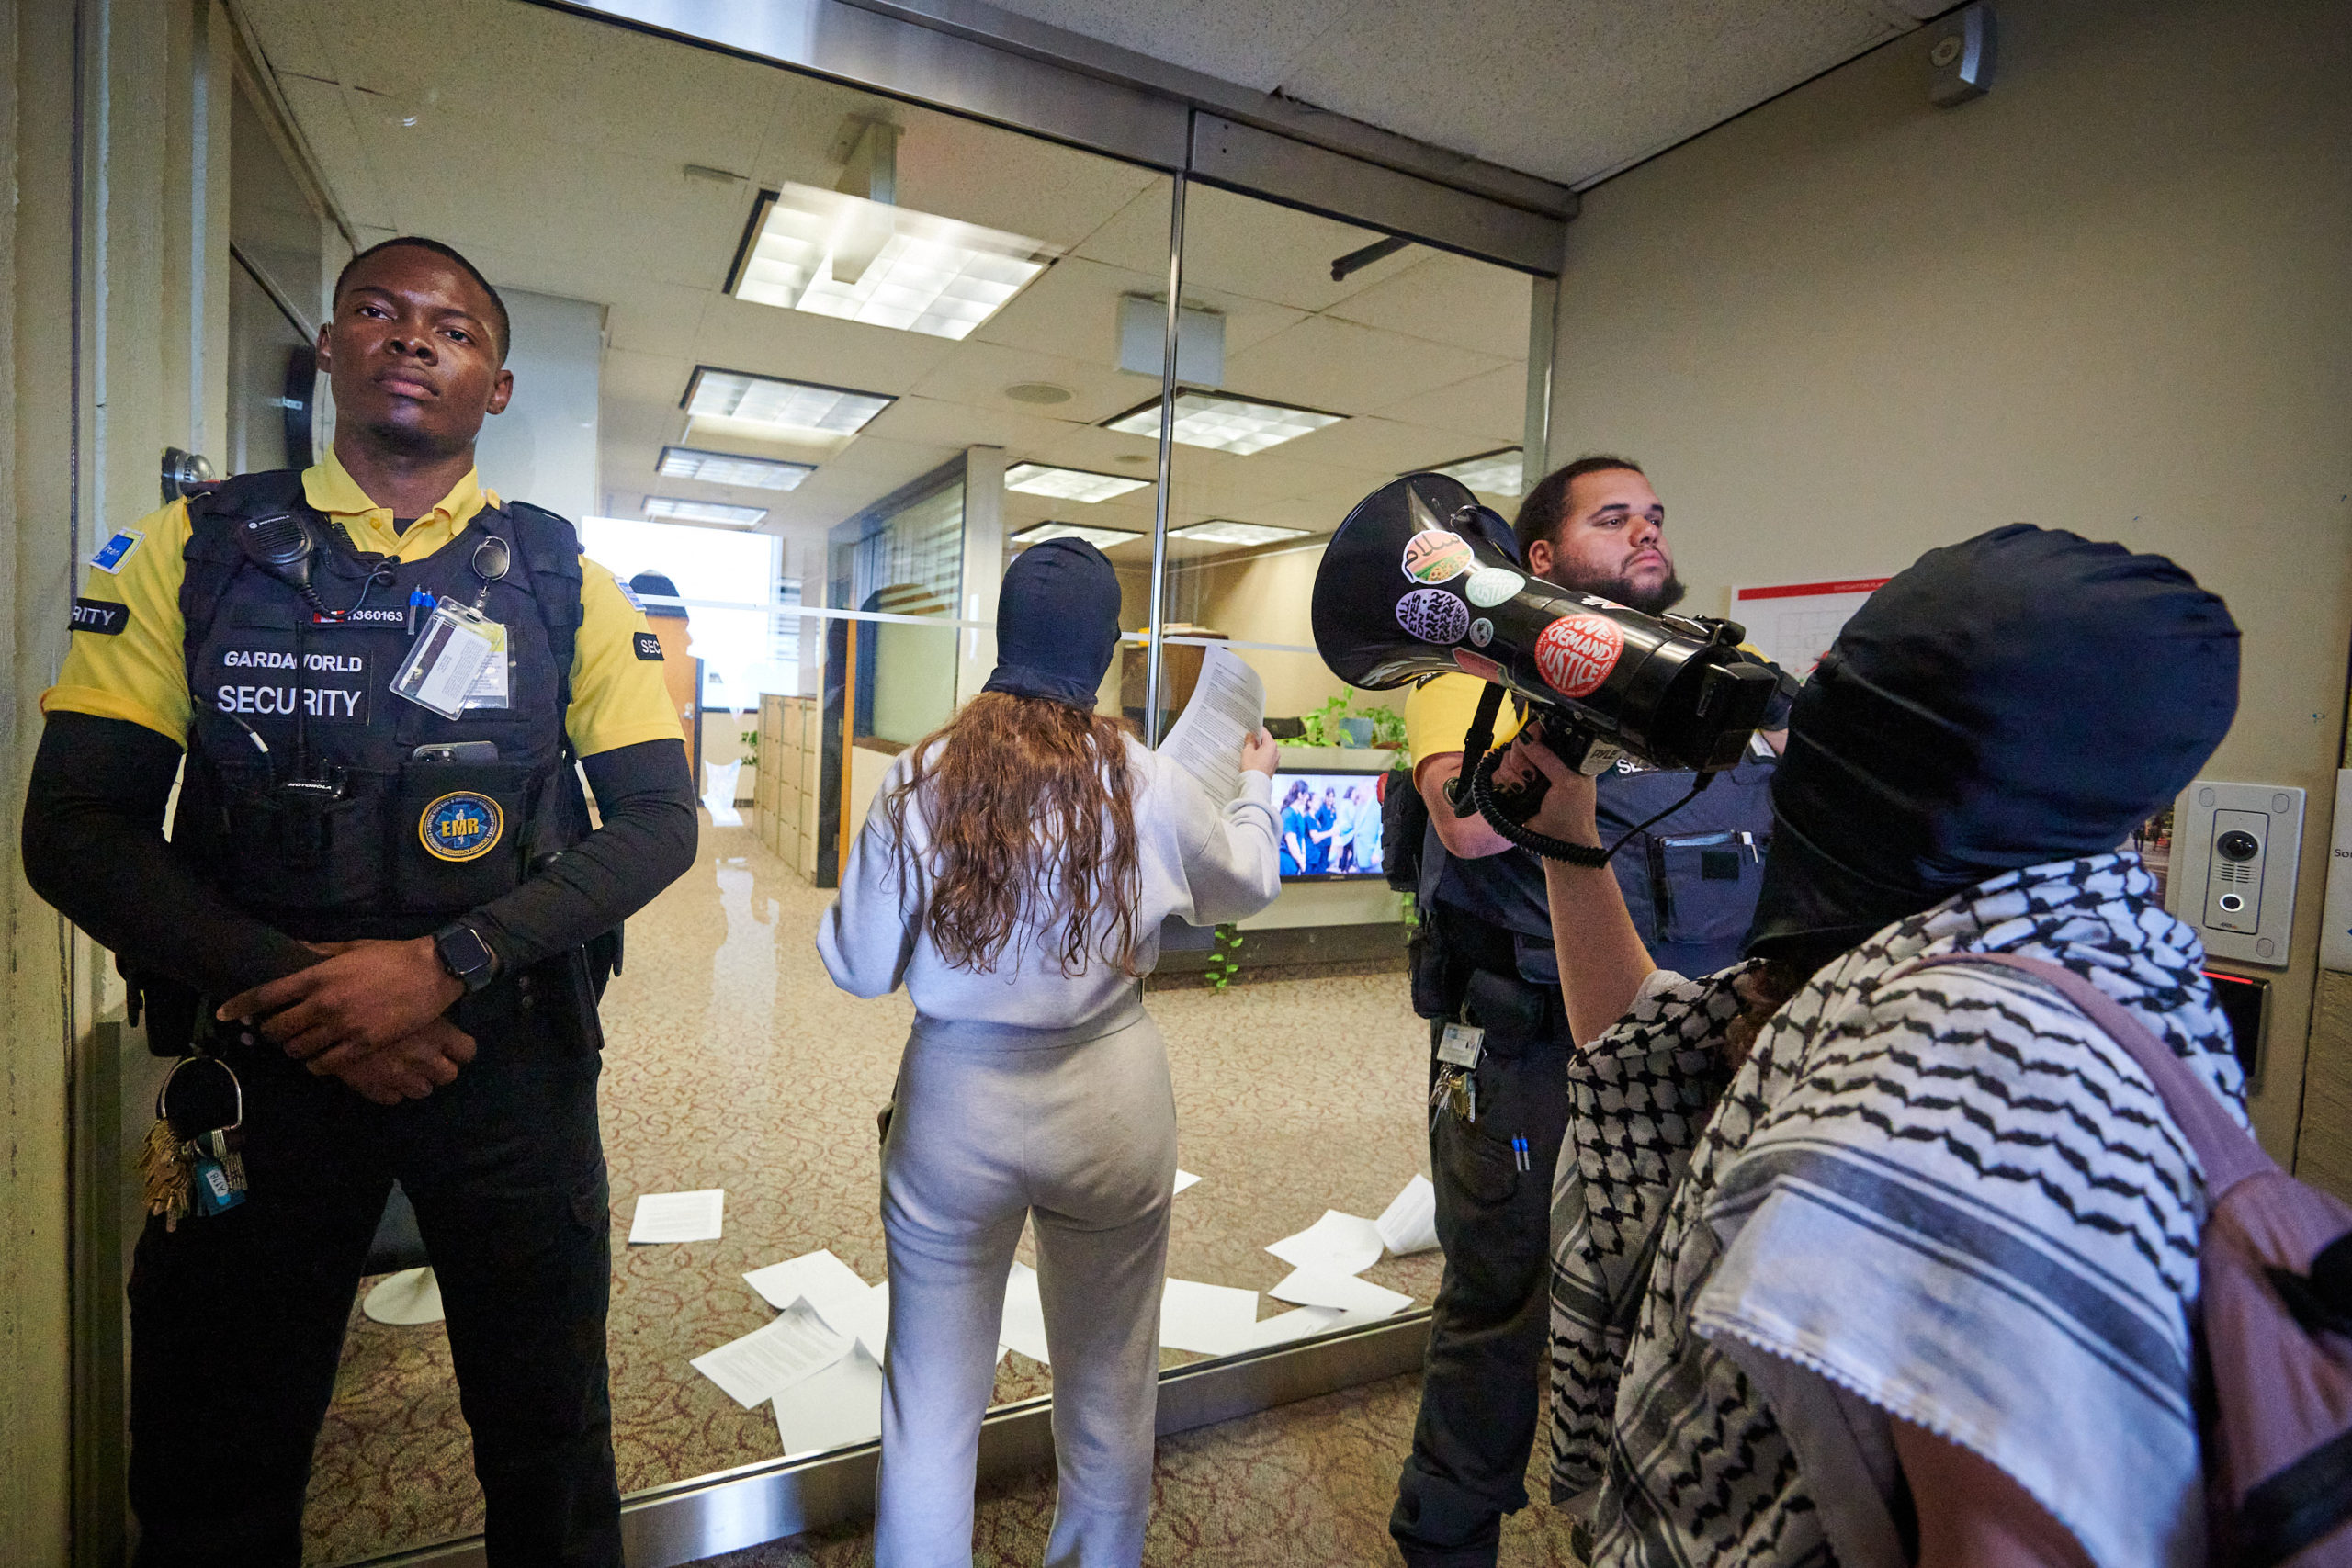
<box><xmin>998</xmin><ymin>1260</ymin><xmax>1051</xmax><ymax>1364</ymax></box>
<box><xmin>1159</xmin><ymin>1278</ymin><xmax>1261</xmax><ymax>1355</ymax></box>
<box><xmin>691</xmin><ymin>1304</ymin><xmax>849</xmax><ymax>1408</ymax></box>
<box><xmin>742</xmin><ymin>1248</ymin><xmax>871</xmax><ymax>1315</ymax></box>
<box><xmin>1269</xmin><ymin>1267</ymin><xmax>1413</xmax><ymax>1318</ymax></box>
<box><xmin>1221</xmin><ymin>1305</ymin><xmax>1348</xmax><ymax>1353</ymax></box>
<box><xmin>629</xmin><ymin>1189</ymin><xmax>725</xmax><ymax>1244</ymax></box>
<box><xmin>819</xmin><ymin>1281</ymin><xmax>891</xmax><ymax>1364</ymax></box>
<box><xmin>1156</xmin><ymin>644</ymin><xmax>1266</xmax><ymax>807</ymax></box>
<box><xmin>1374</xmin><ymin>1174</ymin><xmax>1440</xmax><ymax>1257</ymax></box>
<box><xmin>773</xmin><ymin>1347</ymin><xmax>885</xmax><ymax>1459</ymax></box>
<box><xmin>1173</xmin><ymin>1168</ymin><xmax>1203</xmax><ymax>1196</ymax></box>
<box><xmin>1264</xmin><ymin>1209</ymin><xmax>1385</xmax><ymax>1277</ymax></box>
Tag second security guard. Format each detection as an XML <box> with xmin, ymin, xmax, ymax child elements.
<box><xmin>24</xmin><ymin>237</ymin><xmax>697</xmax><ymax>1567</ymax></box>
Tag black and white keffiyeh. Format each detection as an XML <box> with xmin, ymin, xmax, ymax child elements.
<box><xmin>1548</xmin><ymin>852</ymin><xmax>2244</xmax><ymax>1568</ymax></box>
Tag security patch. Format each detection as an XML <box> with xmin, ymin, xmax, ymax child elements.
<box><xmin>633</xmin><ymin>631</ymin><xmax>663</xmax><ymax>661</ymax></box>
<box><xmin>419</xmin><ymin>791</ymin><xmax>504</xmax><ymax>863</ymax></box>
<box><xmin>71</xmin><ymin>598</ymin><xmax>130</xmax><ymax>636</ymax></box>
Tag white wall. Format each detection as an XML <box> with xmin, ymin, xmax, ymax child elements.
<box><xmin>473</xmin><ymin>286</ymin><xmax>602</xmax><ymax>523</ymax></box>
<box><xmin>1544</xmin><ymin>0</ymin><xmax>2352</xmax><ymax>1169</ymax></box>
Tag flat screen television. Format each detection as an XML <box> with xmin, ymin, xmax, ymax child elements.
<box><xmin>1273</xmin><ymin>769</ymin><xmax>1391</xmax><ymax>880</ymax></box>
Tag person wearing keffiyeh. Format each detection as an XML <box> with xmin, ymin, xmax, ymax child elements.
<box><xmin>1504</xmin><ymin>525</ymin><xmax>2243</xmax><ymax>1568</ymax></box>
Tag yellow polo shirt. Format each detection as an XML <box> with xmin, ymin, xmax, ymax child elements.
<box><xmin>44</xmin><ymin>448</ymin><xmax>682</xmax><ymax>757</ymax></box>
<box><xmin>1405</xmin><ymin>673</ymin><xmax>1528</xmax><ymax>777</ymax></box>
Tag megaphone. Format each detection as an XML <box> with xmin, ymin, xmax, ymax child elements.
<box><xmin>1311</xmin><ymin>473</ymin><xmax>1779</xmax><ymax>859</ymax></box>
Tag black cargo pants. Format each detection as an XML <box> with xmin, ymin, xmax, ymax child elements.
<box><xmin>127</xmin><ymin>991</ymin><xmax>620</xmax><ymax>1568</ymax></box>
<box><xmin>1392</xmin><ymin>962</ymin><xmax>1571</xmax><ymax>1568</ymax></box>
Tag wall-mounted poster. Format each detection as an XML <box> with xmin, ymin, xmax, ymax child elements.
<box><xmin>1728</xmin><ymin>576</ymin><xmax>1892</xmax><ymax>679</ymax></box>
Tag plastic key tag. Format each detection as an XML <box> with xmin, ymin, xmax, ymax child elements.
<box><xmin>191</xmin><ymin>1156</ymin><xmax>244</xmax><ymax>1216</ymax></box>
<box><xmin>460</xmin><ymin>619</ymin><xmax>511</xmax><ymax>711</ymax></box>
<box><xmin>391</xmin><ymin>600</ymin><xmax>500</xmax><ymax>719</ymax></box>
<box><xmin>1436</xmin><ymin>1023</ymin><xmax>1485</xmax><ymax>1068</ymax></box>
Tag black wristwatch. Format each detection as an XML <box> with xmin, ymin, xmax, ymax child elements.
<box><xmin>432</xmin><ymin>921</ymin><xmax>500</xmax><ymax>993</ymax></box>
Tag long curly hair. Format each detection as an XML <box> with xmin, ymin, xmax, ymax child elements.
<box><xmin>882</xmin><ymin>692</ymin><xmax>1142</xmax><ymax>976</ymax></box>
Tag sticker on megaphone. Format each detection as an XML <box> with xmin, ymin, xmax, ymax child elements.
<box><xmin>1534</xmin><ymin>614</ymin><xmax>1625</xmax><ymax>700</ymax></box>
<box><xmin>1396</xmin><ymin>588</ymin><xmax>1470</xmax><ymax>644</ymax></box>
<box><xmin>1402</xmin><ymin>531</ymin><xmax>1475</xmax><ymax>585</ymax></box>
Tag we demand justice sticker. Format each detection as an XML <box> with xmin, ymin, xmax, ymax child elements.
<box><xmin>1535</xmin><ymin>614</ymin><xmax>1623</xmax><ymax>699</ymax></box>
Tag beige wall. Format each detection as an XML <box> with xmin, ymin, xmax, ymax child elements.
<box><xmin>1546</xmin><ymin>0</ymin><xmax>2352</xmax><ymax>1174</ymax></box>
<box><xmin>1174</xmin><ymin>546</ymin><xmax>1395</xmax><ymax>724</ymax></box>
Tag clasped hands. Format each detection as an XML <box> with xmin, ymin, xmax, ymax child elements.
<box><xmin>1492</xmin><ymin>729</ymin><xmax>1602</xmax><ymax>850</ymax></box>
<box><xmin>218</xmin><ymin>935</ymin><xmax>474</xmax><ymax>1106</ymax></box>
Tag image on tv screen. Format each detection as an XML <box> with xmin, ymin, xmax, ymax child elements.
<box><xmin>1276</xmin><ymin>771</ymin><xmax>1387</xmax><ymax>880</ymax></box>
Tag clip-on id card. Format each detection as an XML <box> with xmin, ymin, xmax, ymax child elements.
<box><xmin>460</xmin><ymin>619</ymin><xmax>511</xmax><ymax>711</ymax></box>
<box><xmin>391</xmin><ymin>601</ymin><xmax>499</xmax><ymax>719</ymax></box>
<box><xmin>1436</xmin><ymin>1022</ymin><xmax>1485</xmax><ymax>1068</ymax></box>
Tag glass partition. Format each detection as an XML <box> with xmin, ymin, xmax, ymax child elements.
<box><xmin>186</xmin><ymin>3</ymin><xmax>1556</xmax><ymax>1561</ymax></box>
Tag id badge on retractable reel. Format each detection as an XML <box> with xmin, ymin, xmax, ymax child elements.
<box><xmin>391</xmin><ymin>601</ymin><xmax>508</xmax><ymax>719</ymax></box>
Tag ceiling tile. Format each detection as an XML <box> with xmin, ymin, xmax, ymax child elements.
<box><xmin>237</xmin><ymin>0</ymin><xmax>336</xmax><ymax>82</ymax></box>
<box><xmin>907</xmin><ymin>340</ymin><xmax>1157</xmax><ymax>425</ymax></box>
<box><xmin>1369</xmin><ymin>362</ymin><xmax>1531</xmax><ymax>443</ymax></box>
<box><xmin>690</xmin><ymin>297</ymin><xmax>958</xmax><ymax>393</ymax></box>
<box><xmin>972</xmin><ymin>0</ymin><xmax>1359</xmax><ymax>93</ymax></box>
<box><xmin>1280</xmin><ymin>0</ymin><xmax>1902</xmax><ymax>186</ymax></box>
<box><xmin>1080</xmin><ymin>183</ymin><xmax>1419</xmax><ymax>311</ymax></box>
<box><xmin>1324</xmin><ymin>251</ymin><xmax>1537</xmax><ymax>360</ymax></box>
<box><xmin>1273</xmin><ymin>413</ymin><xmax>1510</xmax><ymax>475</ymax></box>
<box><xmin>1223</xmin><ymin>314</ymin><xmax>1503</xmax><ymax>413</ymax></box>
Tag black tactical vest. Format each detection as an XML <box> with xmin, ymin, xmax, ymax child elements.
<box><xmin>171</xmin><ymin>470</ymin><xmax>588</xmax><ymax>943</ymax></box>
<box><xmin>1421</xmin><ymin>740</ymin><xmax>1778</xmax><ymax>984</ymax></box>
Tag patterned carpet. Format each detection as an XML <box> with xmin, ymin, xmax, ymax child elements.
<box><xmin>302</xmin><ymin>820</ymin><xmax>1521</xmax><ymax>1565</ymax></box>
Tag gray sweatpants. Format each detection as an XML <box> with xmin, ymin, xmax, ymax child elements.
<box><xmin>876</xmin><ymin>998</ymin><xmax>1178</xmax><ymax>1568</ymax></box>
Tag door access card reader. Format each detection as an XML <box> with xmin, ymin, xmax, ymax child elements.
<box><xmin>2168</xmin><ymin>781</ymin><xmax>2303</xmax><ymax>968</ymax></box>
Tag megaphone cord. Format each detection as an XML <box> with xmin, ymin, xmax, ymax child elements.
<box><xmin>1464</xmin><ymin>744</ymin><xmax>1714</xmax><ymax>868</ymax></box>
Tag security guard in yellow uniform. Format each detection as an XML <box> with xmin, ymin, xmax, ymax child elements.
<box><xmin>23</xmin><ymin>237</ymin><xmax>697</xmax><ymax>1568</ymax></box>
<box><xmin>1387</xmin><ymin>457</ymin><xmax>1785</xmax><ymax>1568</ymax></box>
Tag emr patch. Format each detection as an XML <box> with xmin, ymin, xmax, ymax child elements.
<box><xmin>419</xmin><ymin>791</ymin><xmax>503</xmax><ymax>863</ymax></box>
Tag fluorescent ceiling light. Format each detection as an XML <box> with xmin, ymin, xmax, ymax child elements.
<box><xmin>1430</xmin><ymin>446</ymin><xmax>1524</xmax><ymax>497</ymax></box>
<box><xmin>645</xmin><ymin>497</ymin><xmax>769</xmax><ymax>527</ymax></box>
<box><xmin>728</xmin><ymin>183</ymin><xmax>1058</xmax><ymax>341</ymax></box>
<box><xmin>1012</xmin><ymin>522</ymin><xmax>1140</xmax><ymax>549</ymax></box>
<box><xmin>1102</xmin><ymin>389</ymin><xmax>1345</xmax><ymax>456</ymax></box>
<box><xmin>1169</xmin><ymin>520</ymin><xmax>1311</xmax><ymax>547</ymax></box>
<box><xmin>658</xmin><ymin>446</ymin><xmax>815</xmax><ymax>491</ymax></box>
<box><xmin>1004</xmin><ymin>462</ymin><xmax>1152</xmax><ymax>504</ymax></box>
<box><xmin>682</xmin><ymin>367</ymin><xmax>893</xmax><ymax>438</ymax></box>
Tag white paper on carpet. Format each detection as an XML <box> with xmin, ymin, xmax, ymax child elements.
<box><xmin>1159</xmin><ymin>1278</ymin><xmax>1261</xmax><ymax>1354</ymax></box>
<box><xmin>628</xmin><ymin>1189</ymin><xmax>725</xmax><ymax>1244</ymax></box>
<box><xmin>692</xmin><ymin>1303</ymin><xmax>849</xmax><ymax>1408</ymax></box>
<box><xmin>1269</xmin><ymin>1267</ymin><xmax>1412</xmax><ymax>1317</ymax></box>
<box><xmin>998</xmin><ymin>1260</ymin><xmax>1051</xmax><ymax>1363</ymax></box>
<box><xmin>773</xmin><ymin>1347</ymin><xmax>885</xmax><ymax>1458</ymax></box>
<box><xmin>1374</xmin><ymin>1174</ymin><xmax>1440</xmax><ymax>1256</ymax></box>
<box><xmin>742</xmin><ymin>1248</ymin><xmax>870</xmax><ymax>1315</ymax></box>
<box><xmin>1264</xmin><ymin>1209</ymin><xmax>1384</xmax><ymax>1276</ymax></box>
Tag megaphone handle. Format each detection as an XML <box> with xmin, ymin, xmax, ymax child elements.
<box><xmin>1464</xmin><ymin>745</ymin><xmax>1610</xmax><ymax>866</ymax></box>
<box><xmin>1445</xmin><ymin>682</ymin><xmax>1509</xmax><ymax>819</ymax></box>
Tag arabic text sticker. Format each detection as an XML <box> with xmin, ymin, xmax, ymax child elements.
<box><xmin>1396</xmin><ymin>588</ymin><xmax>1470</xmax><ymax>645</ymax></box>
<box><xmin>1535</xmin><ymin>613</ymin><xmax>1624</xmax><ymax>699</ymax></box>
<box><xmin>1401</xmin><ymin>531</ymin><xmax>1475</xmax><ymax>585</ymax></box>
<box><xmin>1463</xmin><ymin>567</ymin><xmax>1522</xmax><ymax>607</ymax></box>
<box><xmin>1468</xmin><ymin>617</ymin><xmax>1494</xmax><ymax>648</ymax></box>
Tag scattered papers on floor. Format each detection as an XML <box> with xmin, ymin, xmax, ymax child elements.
<box><xmin>1159</xmin><ymin>1279</ymin><xmax>1261</xmax><ymax>1355</ymax></box>
<box><xmin>820</xmin><ymin>1280</ymin><xmax>892</xmax><ymax>1364</ymax></box>
<box><xmin>743</xmin><ymin>1248</ymin><xmax>869</xmax><ymax>1316</ymax></box>
<box><xmin>1220</xmin><ymin>1305</ymin><xmax>1350</xmax><ymax>1352</ymax></box>
<box><xmin>773</xmin><ymin>1347</ymin><xmax>886</xmax><ymax>1460</ymax></box>
<box><xmin>1374</xmin><ymin>1175</ymin><xmax>1440</xmax><ymax>1257</ymax></box>
<box><xmin>1269</xmin><ymin>1267</ymin><xmax>1412</xmax><ymax>1318</ymax></box>
<box><xmin>629</xmin><ymin>1189</ymin><xmax>725</xmax><ymax>1244</ymax></box>
<box><xmin>1265</xmin><ymin>1209</ymin><xmax>1384</xmax><ymax>1277</ymax></box>
<box><xmin>1173</xmin><ymin>1168</ymin><xmax>1203</xmax><ymax>1196</ymax></box>
<box><xmin>999</xmin><ymin>1261</ymin><xmax>1052</xmax><ymax>1364</ymax></box>
<box><xmin>692</xmin><ymin>1303</ymin><xmax>848</xmax><ymax>1408</ymax></box>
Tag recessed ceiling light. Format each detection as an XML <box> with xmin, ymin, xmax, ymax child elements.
<box><xmin>681</xmin><ymin>366</ymin><xmax>894</xmax><ymax>437</ymax></box>
<box><xmin>1102</xmin><ymin>389</ymin><xmax>1345</xmax><ymax>456</ymax></box>
<box><xmin>1429</xmin><ymin>446</ymin><xmax>1524</xmax><ymax>497</ymax></box>
<box><xmin>645</xmin><ymin>497</ymin><xmax>769</xmax><ymax>527</ymax></box>
<box><xmin>1003</xmin><ymin>382</ymin><xmax>1073</xmax><ymax>405</ymax></box>
<box><xmin>1169</xmin><ymin>520</ymin><xmax>1312</xmax><ymax>547</ymax></box>
<box><xmin>727</xmin><ymin>183</ymin><xmax>1058</xmax><ymax>341</ymax></box>
<box><xmin>658</xmin><ymin>446</ymin><xmax>816</xmax><ymax>491</ymax></box>
<box><xmin>1004</xmin><ymin>462</ymin><xmax>1152</xmax><ymax>504</ymax></box>
<box><xmin>1012</xmin><ymin>522</ymin><xmax>1140</xmax><ymax>549</ymax></box>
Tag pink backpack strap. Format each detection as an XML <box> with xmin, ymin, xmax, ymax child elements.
<box><xmin>1916</xmin><ymin>953</ymin><xmax>2276</xmax><ymax>1200</ymax></box>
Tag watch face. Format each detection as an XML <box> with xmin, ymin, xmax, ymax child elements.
<box><xmin>440</xmin><ymin>928</ymin><xmax>492</xmax><ymax>975</ymax></box>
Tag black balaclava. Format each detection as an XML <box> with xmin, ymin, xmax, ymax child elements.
<box><xmin>981</xmin><ymin>538</ymin><xmax>1124</xmax><ymax>708</ymax></box>
<box><xmin>1747</xmin><ymin>524</ymin><xmax>2240</xmax><ymax>970</ymax></box>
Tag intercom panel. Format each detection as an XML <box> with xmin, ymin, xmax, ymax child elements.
<box><xmin>2168</xmin><ymin>781</ymin><xmax>2303</xmax><ymax>968</ymax></box>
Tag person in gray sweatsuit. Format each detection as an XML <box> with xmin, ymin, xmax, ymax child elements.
<box><xmin>818</xmin><ymin>538</ymin><xmax>1281</xmax><ymax>1567</ymax></box>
